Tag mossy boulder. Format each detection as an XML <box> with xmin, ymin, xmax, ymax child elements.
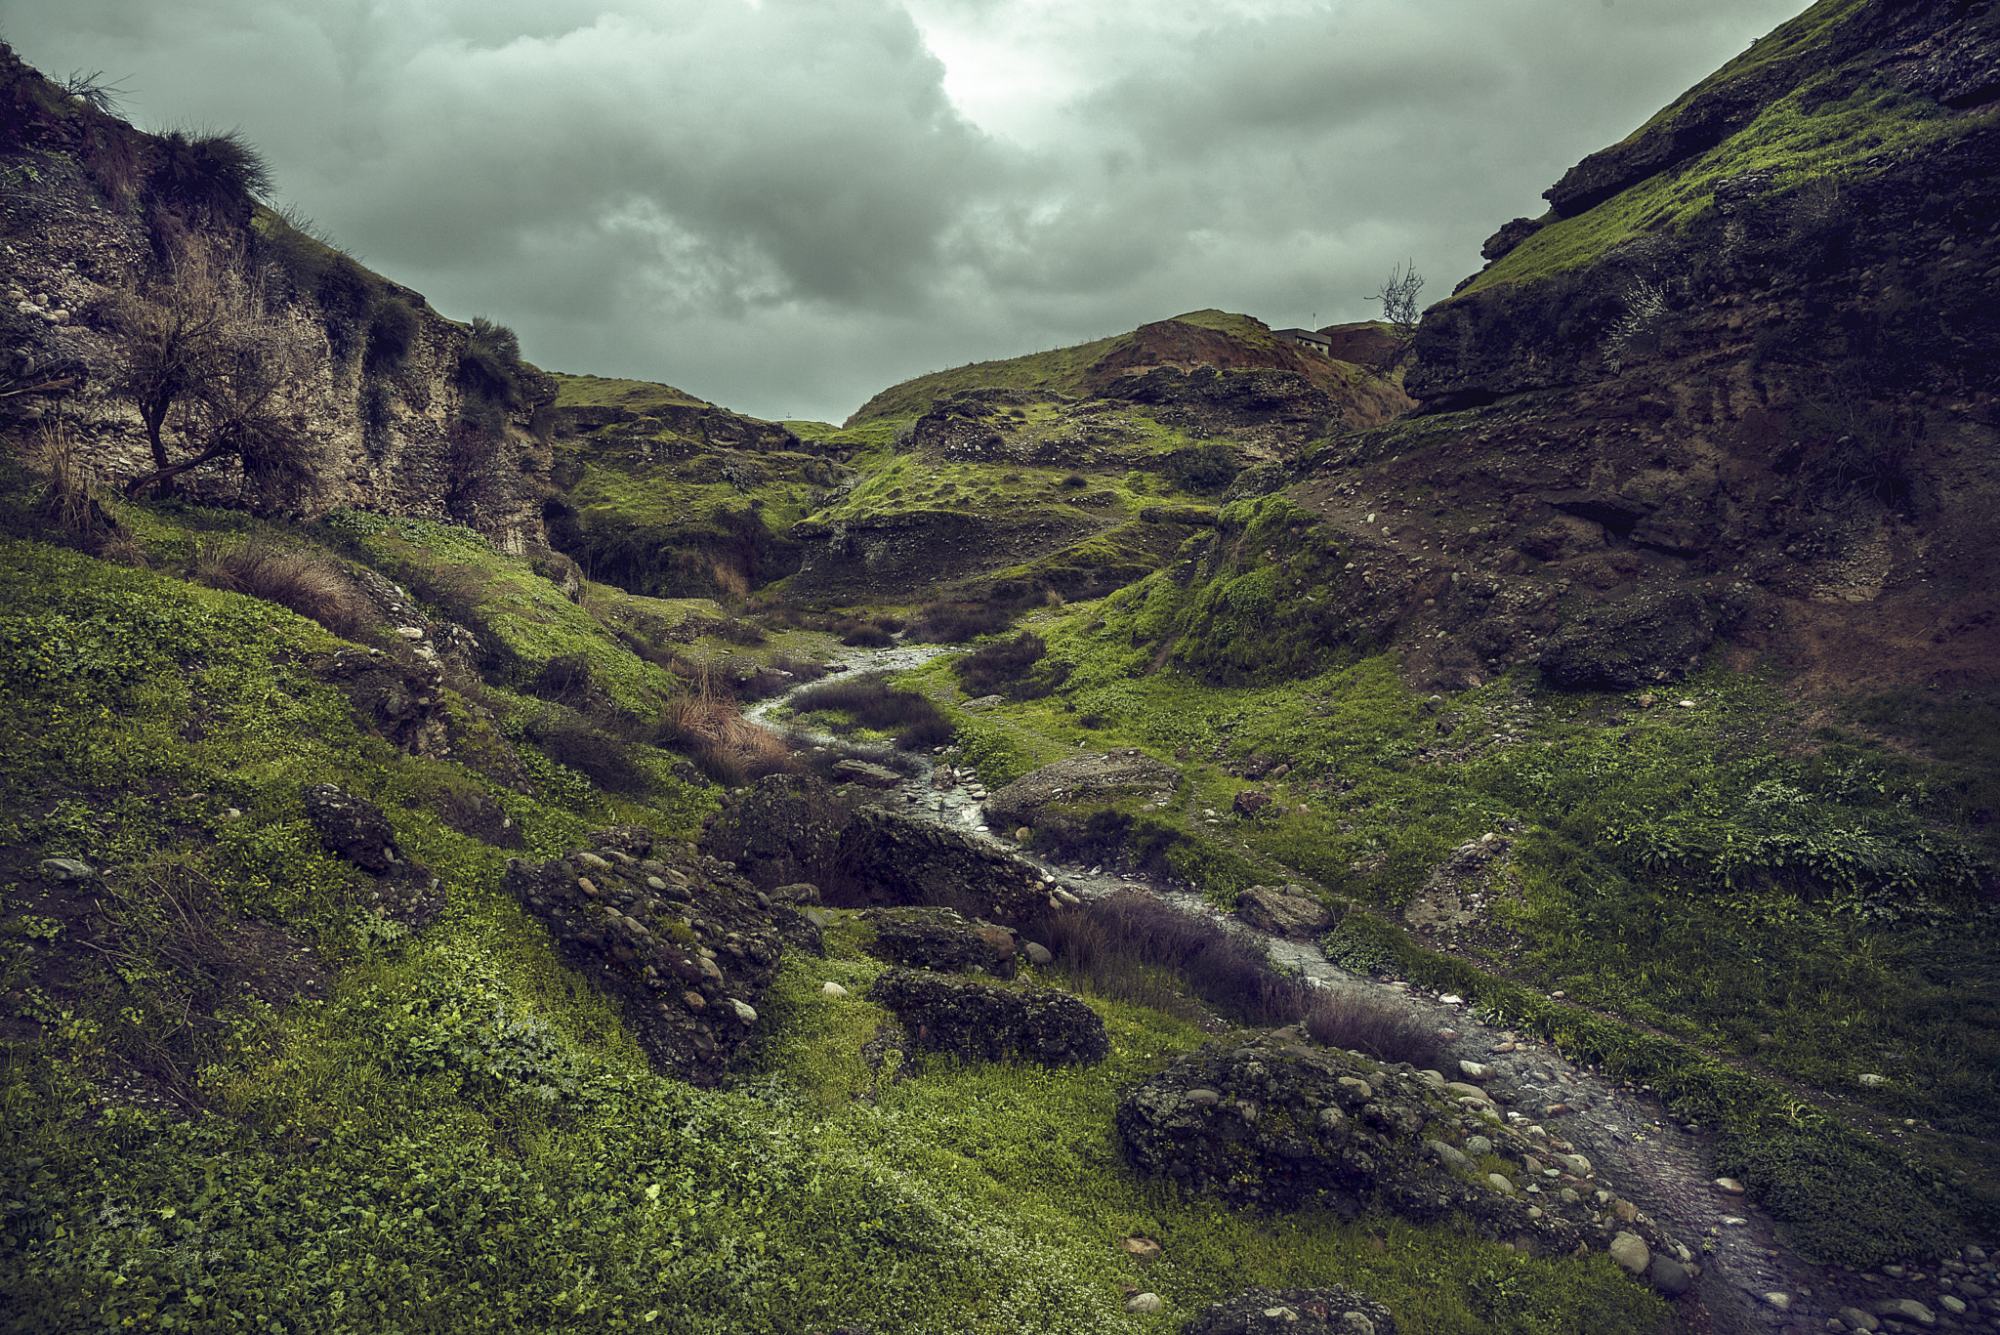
<box><xmin>982</xmin><ymin>749</ymin><xmax>1181</xmax><ymax>854</ymax></box>
<box><xmin>1183</xmin><ymin>1285</ymin><xmax>1398</xmax><ymax>1335</ymax></box>
<box><xmin>862</xmin><ymin>906</ymin><xmax>1018</xmax><ymax>978</ymax></box>
<box><xmin>867</xmin><ymin>968</ymin><xmax>1108</xmax><ymax>1066</ymax></box>
<box><xmin>1117</xmin><ymin>1036</ymin><xmax>1688</xmax><ymax>1272</ymax></box>
<box><xmin>702</xmin><ymin>773</ymin><xmax>850</xmax><ymax>890</ymax></box>
<box><xmin>504</xmin><ymin>828</ymin><xmax>813</xmax><ymax>1085</ymax></box>
<box><xmin>300</xmin><ymin>782</ymin><xmax>444</xmax><ymax>928</ymax></box>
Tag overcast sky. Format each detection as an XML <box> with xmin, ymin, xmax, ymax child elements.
<box><xmin>6</xmin><ymin>0</ymin><xmax>1806</xmax><ymax>422</ymax></box>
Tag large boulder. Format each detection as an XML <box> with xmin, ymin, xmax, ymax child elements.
<box><xmin>867</xmin><ymin>968</ymin><xmax>1108</xmax><ymax>1066</ymax></box>
<box><xmin>1117</xmin><ymin>1035</ymin><xmax>1687</xmax><ymax>1271</ymax></box>
<box><xmin>831</xmin><ymin>806</ymin><xmax>1052</xmax><ymax>925</ymax></box>
<box><xmin>862</xmin><ymin>906</ymin><xmax>1018</xmax><ymax>978</ymax></box>
<box><xmin>505</xmin><ymin>829</ymin><xmax>816</xmax><ymax>1085</ymax></box>
<box><xmin>1235</xmin><ymin>885</ymin><xmax>1334</xmax><ymax>938</ymax></box>
<box><xmin>702</xmin><ymin>773</ymin><xmax>849</xmax><ymax>890</ymax></box>
<box><xmin>981</xmin><ymin>749</ymin><xmax>1180</xmax><ymax>843</ymax></box>
<box><xmin>1183</xmin><ymin>1286</ymin><xmax>1397</xmax><ymax>1335</ymax></box>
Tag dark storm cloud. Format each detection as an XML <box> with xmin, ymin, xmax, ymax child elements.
<box><xmin>5</xmin><ymin>0</ymin><xmax>1807</xmax><ymax>420</ymax></box>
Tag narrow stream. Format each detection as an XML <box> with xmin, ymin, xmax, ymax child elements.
<box><xmin>748</xmin><ymin>643</ymin><xmax>1881</xmax><ymax>1335</ymax></box>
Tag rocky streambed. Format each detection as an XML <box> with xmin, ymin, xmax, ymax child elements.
<box><xmin>748</xmin><ymin>644</ymin><xmax>1994</xmax><ymax>1335</ymax></box>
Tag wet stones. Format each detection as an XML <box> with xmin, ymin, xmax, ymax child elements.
<box><xmin>861</xmin><ymin>906</ymin><xmax>1018</xmax><ymax>978</ymax></box>
<box><xmin>1183</xmin><ymin>1285</ymin><xmax>1398</xmax><ymax>1335</ymax></box>
<box><xmin>866</xmin><ymin>968</ymin><xmax>1108</xmax><ymax>1066</ymax></box>
<box><xmin>505</xmin><ymin>829</ymin><xmax>810</xmax><ymax>1085</ymax></box>
<box><xmin>1234</xmin><ymin>885</ymin><xmax>1335</xmax><ymax>938</ymax></box>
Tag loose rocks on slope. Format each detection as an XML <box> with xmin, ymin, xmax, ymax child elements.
<box><xmin>1183</xmin><ymin>1286</ymin><xmax>1398</xmax><ymax>1335</ymax></box>
<box><xmin>1117</xmin><ymin>1034</ymin><xmax>1688</xmax><ymax>1287</ymax></box>
<box><xmin>504</xmin><ymin>827</ymin><xmax>816</xmax><ymax>1085</ymax></box>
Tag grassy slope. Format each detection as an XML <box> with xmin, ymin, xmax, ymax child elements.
<box><xmin>0</xmin><ymin>479</ymin><xmax>1664</xmax><ymax>1332</ymax></box>
<box><xmin>846</xmin><ymin>309</ymin><xmax>1296</xmax><ymax>424</ymax></box>
<box><xmin>899</xmin><ymin>505</ymin><xmax>1998</xmax><ymax>1266</ymax></box>
<box><xmin>1467</xmin><ymin>0</ymin><xmax>1995</xmax><ymax>292</ymax></box>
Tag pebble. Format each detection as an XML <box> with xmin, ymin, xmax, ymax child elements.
<box><xmin>1486</xmin><ymin>1173</ymin><xmax>1515</xmax><ymax>1195</ymax></box>
<box><xmin>1459</xmin><ymin>1060</ymin><xmax>1493</xmax><ymax>1081</ymax></box>
<box><xmin>1714</xmin><ymin>1177</ymin><xmax>1745</xmax><ymax>1195</ymax></box>
<box><xmin>728</xmin><ymin>998</ymin><xmax>758</xmax><ymax>1024</ymax></box>
<box><xmin>1871</xmin><ymin>1298</ymin><xmax>1934</xmax><ymax>1325</ymax></box>
<box><xmin>1608</xmin><ymin>1232</ymin><xmax>1650</xmax><ymax>1275</ymax></box>
<box><xmin>1762</xmin><ymin>1292</ymin><xmax>1791</xmax><ymax>1311</ymax></box>
<box><xmin>1125</xmin><ymin>1293</ymin><xmax>1162</xmax><ymax>1314</ymax></box>
<box><xmin>1836</xmin><ymin>1308</ymin><xmax>1880</xmax><ymax>1332</ymax></box>
<box><xmin>820</xmin><ymin>981</ymin><xmax>848</xmax><ymax>998</ymax></box>
<box><xmin>1439</xmin><ymin>993</ymin><xmax>1465</xmax><ymax>1006</ymax></box>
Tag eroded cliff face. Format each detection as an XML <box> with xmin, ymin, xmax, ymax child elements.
<box><xmin>0</xmin><ymin>47</ymin><xmax>555</xmax><ymax>550</ymax></box>
<box><xmin>1287</xmin><ymin>0</ymin><xmax>2000</xmax><ymax>692</ymax></box>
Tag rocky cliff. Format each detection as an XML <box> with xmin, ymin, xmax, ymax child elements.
<box><xmin>1283</xmin><ymin>0</ymin><xmax>2000</xmax><ymax>691</ymax></box>
<box><xmin>0</xmin><ymin>47</ymin><xmax>556</xmax><ymax>549</ymax></box>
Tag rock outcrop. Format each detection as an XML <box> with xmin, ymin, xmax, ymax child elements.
<box><xmin>1118</xmin><ymin>1035</ymin><xmax>1689</xmax><ymax>1289</ymax></box>
<box><xmin>866</xmin><ymin>967</ymin><xmax>1108</xmax><ymax>1066</ymax></box>
<box><xmin>861</xmin><ymin>906</ymin><xmax>1019</xmax><ymax>978</ymax></box>
<box><xmin>504</xmin><ymin>828</ymin><xmax>815</xmax><ymax>1085</ymax></box>
<box><xmin>0</xmin><ymin>47</ymin><xmax>553</xmax><ymax>546</ymax></box>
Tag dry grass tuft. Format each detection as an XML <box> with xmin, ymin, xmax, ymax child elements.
<box><xmin>192</xmin><ymin>539</ymin><xmax>376</xmax><ymax>639</ymax></box>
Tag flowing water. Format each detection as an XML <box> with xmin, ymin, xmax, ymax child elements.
<box><xmin>747</xmin><ymin>642</ymin><xmax>1898</xmax><ymax>1335</ymax></box>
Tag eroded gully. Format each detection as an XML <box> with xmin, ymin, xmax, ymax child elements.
<box><xmin>746</xmin><ymin>643</ymin><xmax>1908</xmax><ymax>1335</ymax></box>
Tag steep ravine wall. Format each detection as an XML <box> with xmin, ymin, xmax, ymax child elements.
<box><xmin>0</xmin><ymin>47</ymin><xmax>554</xmax><ymax>550</ymax></box>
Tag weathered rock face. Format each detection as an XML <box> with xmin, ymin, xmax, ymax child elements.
<box><xmin>1183</xmin><ymin>1286</ymin><xmax>1398</xmax><ymax>1335</ymax></box>
<box><xmin>0</xmin><ymin>48</ymin><xmax>553</xmax><ymax>546</ymax></box>
<box><xmin>866</xmin><ymin>967</ymin><xmax>1108</xmax><ymax>1066</ymax></box>
<box><xmin>862</xmin><ymin>906</ymin><xmax>1019</xmax><ymax>978</ymax></box>
<box><xmin>1239</xmin><ymin>0</ymin><xmax>1998</xmax><ymax>695</ymax></box>
<box><xmin>1117</xmin><ymin>1036</ymin><xmax>1687</xmax><ymax>1280</ymax></box>
<box><xmin>504</xmin><ymin>828</ymin><xmax>815</xmax><ymax>1085</ymax></box>
<box><xmin>1538</xmin><ymin>586</ymin><xmax>1735</xmax><ymax>691</ymax></box>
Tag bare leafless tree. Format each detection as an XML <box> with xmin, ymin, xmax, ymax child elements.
<box><xmin>116</xmin><ymin>243</ymin><xmax>315</xmax><ymax>501</ymax></box>
<box><xmin>1374</xmin><ymin>259</ymin><xmax>1425</xmax><ymax>340</ymax></box>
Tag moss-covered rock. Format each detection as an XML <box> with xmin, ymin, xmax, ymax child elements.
<box><xmin>866</xmin><ymin>967</ymin><xmax>1108</xmax><ymax>1066</ymax></box>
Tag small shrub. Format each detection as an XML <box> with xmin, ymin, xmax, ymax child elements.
<box><xmin>787</xmin><ymin>673</ymin><xmax>953</xmax><ymax>749</ymax></box>
<box><xmin>833</xmin><ymin>617</ymin><xmax>896</xmax><ymax>648</ymax></box>
<box><xmin>149</xmin><ymin>128</ymin><xmax>270</xmax><ymax>219</ymax></box>
<box><xmin>955</xmin><ymin>632</ymin><xmax>1068</xmax><ymax>700</ymax></box>
<box><xmin>909</xmin><ymin>600</ymin><xmax>1014</xmax><ymax>643</ymax></box>
<box><xmin>1303</xmin><ymin>988</ymin><xmax>1445</xmax><ymax>1069</ymax></box>
<box><xmin>365</xmin><ymin>297</ymin><xmax>420</xmax><ymax>374</ymax></box>
<box><xmin>28</xmin><ymin>423</ymin><xmax>126</xmax><ymax>557</ymax></box>
<box><xmin>192</xmin><ymin>539</ymin><xmax>375</xmax><ymax>640</ymax></box>
<box><xmin>654</xmin><ymin>689</ymin><xmax>796</xmax><ymax>787</ymax></box>
<box><xmin>1164</xmin><ymin>443</ymin><xmax>1241</xmax><ymax>494</ymax></box>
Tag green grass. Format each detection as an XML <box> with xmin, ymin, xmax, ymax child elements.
<box><xmin>549</xmin><ymin>371</ymin><xmax>708</xmax><ymax>411</ymax></box>
<box><xmin>0</xmin><ymin>519</ymin><xmax>1665</xmax><ymax>1332</ymax></box>
<box><xmin>1470</xmin><ymin>79</ymin><xmax>1991</xmax><ymax>293</ymax></box>
<box><xmin>898</xmin><ymin>525</ymin><xmax>1996</xmax><ymax>1264</ymax></box>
